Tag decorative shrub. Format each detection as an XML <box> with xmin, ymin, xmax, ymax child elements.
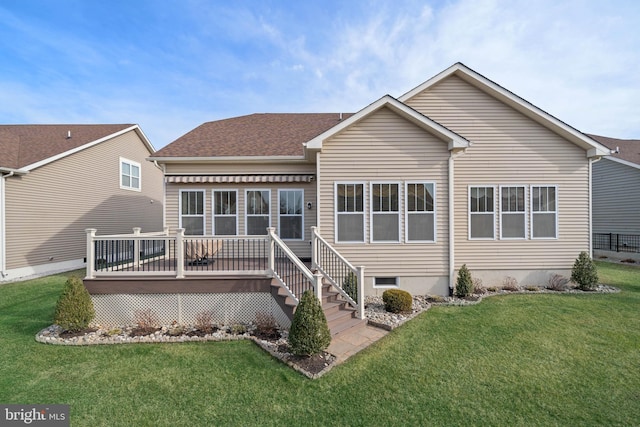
<box><xmin>230</xmin><ymin>323</ymin><xmax>247</xmax><ymax>335</ymax></box>
<box><xmin>254</xmin><ymin>312</ymin><xmax>280</xmax><ymax>339</ymax></box>
<box><xmin>487</xmin><ymin>286</ymin><xmax>498</xmax><ymax>293</ymax></box>
<box><xmin>524</xmin><ymin>285</ymin><xmax>540</xmax><ymax>292</ymax></box>
<box><xmin>571</xmin><ymin>251</ymin><xmax>599</xmax><ymax>291</ymax></box>
<box><xmin>132</xmin><ymin>308</ymin><xmax>160</xmax><ymax>335</ymax></box>
<box><xmin>288</xmin><ymin>290</ymin><xmax>331</xmax><ymax>357</ymax></box>
<box><xmin>455</xmin><ymin>264</ymin><xmax>474</xmax><ymax>298</ymax></box>
<box><xmin>501</xmin><ymin>276</ymin><xmax>519</xmax><ymax>291</ymax></box>
<box><xmin>472</xmin><ymin>277</ymin><xmax>486</xmax><ymax>294</ymax></box>
<box><xmin>194</xmin><ymin>310</ymin><xmax>215</xmax><ymax>333</ymax></box>
<box><xmin>342</xmin><ymin>272</ymin><xmax>358</xmax><ymax>301</ymax></box>
<box><xmin>382</xmin><ymin>289</ymin><xmax>412</xmax><ymax>313</ymax></box>
<box><xmin>54</xmin><ymin>276</ymin><xmax>95</xmax><ymax>332</ymax></box>
<box><xmin>547</xmin><ymin>274</ymin><xmax>570</xmax><ymax>291</ymax></box>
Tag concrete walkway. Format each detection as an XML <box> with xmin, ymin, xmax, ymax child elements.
<box><xmin>327</xmin><ymin>324</ymin><xmax>389</xmax><ymax>363</ymax></box>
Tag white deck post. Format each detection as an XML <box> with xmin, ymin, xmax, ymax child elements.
<box><xmin>132</xmin><ymin>227</ymin><xmax>141</xmax><ymax>267</ymax></box>
<box><xmin>314</xmin><ymin>271</ymin><xmax>323</xmax><ymax>302</ymax></box>
<box><xmin>357</xmin><ymin>265</ymin><xmax>365</xmax><ymax>319</ymax></box>
<box><xmin>176</xmin><ymin>228</ymin><xmax>185</xmax><ymax>279</ymax></box>
<box><xmin>85</xmin><ymin>228</ymin><xmax>97</xmax><ymax>279</ymax></box>
<box><xmin>267</xmin><ymin>227</ymin><xmax>276</xmax><ymax>276</ymax></box>
<box><xmin>311</xmin><ymin>226</ymin><xmax>318</xmax><ymax>271</ymax></box>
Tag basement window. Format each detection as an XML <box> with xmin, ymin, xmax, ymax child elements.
<box><xmin>374</xmin><ymin>277</ymin><xmax>398</xmax><ymax>288</ymax></box>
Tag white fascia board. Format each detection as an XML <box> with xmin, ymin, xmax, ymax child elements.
<box><xmin>149</xmin><ymin>155</ymin><xmax>308</xmax><ymax>164</ymax></box>
<box><xmin>399</xmin><ymin>63</ymin><xmax>610</xmax><ymax>158</ymax></box>
<box><xmin>22</xmin><ymin>125</ymin><xmax>143</xmax><ymax>172</ymax></box>
<box><xmin>0</xmin><ymin>167</ymin><xmax>28</xmax><ymax>175</ymax></box>
<box><xmin>305</xmin><ymin>95</ymin><xmax>468</xmax><ymax>150</ymax></box>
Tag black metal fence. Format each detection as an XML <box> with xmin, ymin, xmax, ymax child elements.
<box><xmin>593</xmin><ymin>233</ymin><xmax>640</xmax><ymax>253</ymax></box>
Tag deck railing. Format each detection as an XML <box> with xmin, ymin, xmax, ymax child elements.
<box><xmin>311</xmin><ymin>226</ymin><xmax>365</xmax><ymax>319</ymax></box>
<box><xmin>85</xmin><ymin>227</ymin><xmax>321</xmax><ymax>303</ymax></box>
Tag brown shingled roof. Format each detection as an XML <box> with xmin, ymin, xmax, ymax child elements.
<box><xmin>588</xmin><ymin>134</ymin><xmax>640</xmax><ymax>166</ymax></box>
<box><xmin>0</xmin><ymin>124</ymin><xmax>135</xmax><ymax>170</ymax></box>
<box><xmin>153</xmin><ymin>113</ymin><xmax>354</xmax><ymax>158</ymax></box>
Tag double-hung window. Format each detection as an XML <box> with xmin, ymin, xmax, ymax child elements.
<box><xmin>469</xmin><ymin>186</ymin><xmax>495</xmax><ymax>239</ymax></box>
<box><xmin>371</xmin><ymin>183</ymin><xmax>400</xmax><ymax>242</ymax></box>
<box><xmin>500</xmin><ymin>186</ymin><xmax>526</xmax><ymax>239</ymax></box>
<box><xmin>120</xmin><ymin>158</ymin><xmax>141</xmax><ymax>191</ymax></box>
<box><xmin>336</xmin><ymin>183</ymin><xmax>365</xmax><ymax>242</ymax></box>
<box><xmin>279</xmin><ymin>190</ymin><xmax>304</xmax><ymax>240</ymax></box>
<box><xmin>531</xmin><ymin>186</ymin><xmax>557</xmax><ymax>238</ymax></box>
<box><xmin>180</xmin><ymin>190</ymin><xmax>205</xmax><ymax>235</ymax></box>
<box><xmin>213</xmin><ymin>190</ymin><xmax>237</xmax><ymax>235</ymax></box>
<box><xmin>246</xmin><ymin>190</ymin><xmax>270</xmax><ymax>235</ymax></box>
<box><xmin>406</xmin><ymin>182</ymin><xmax>436</xmax><ymax>242</ymax></box>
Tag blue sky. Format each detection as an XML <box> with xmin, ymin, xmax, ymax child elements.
<box><xmin>1</xmin><ymin>0</ymin><xmax>638</xmax><ymax>149</ymax></box>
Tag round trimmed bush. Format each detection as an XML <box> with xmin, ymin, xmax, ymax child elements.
<box><xmin>288</xmin><ymin>290</ymin><xmax>331</xmax><ymax>357</ymax></box>
<box><xmin>382</xmin><ymin>289</ymin><xmax>412</xmax><ymax>313</ymax></box>
<box><xmin>54</xmin><ymin>276</ymin><xmax>95</xmax><ymax>332</ymax></box>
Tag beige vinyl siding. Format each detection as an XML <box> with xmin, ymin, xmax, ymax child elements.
<box><xmin>593</xmin><ymin>158</ymin><xmax>640</xmax><ymax>234</ymax></box>
<box><xmin>164</xmin><ymin>163</ymin><xmax>317</xmax><ymax>257</ymax></box>
<box><xmin>406</xmin><ymin>75</ymin><xmax>589</xmax><ymax>271</ymax></box>
<box><xmin>4</xmin><ymin>130</ymin><xmax>163</xmax><ymax>269</ymax></box>
<box><xmin>318</xmin><ymin>106</ymin><xmax>449</xmax><ymax>278</ymax></box>
<box><xmin>164</xmin><ymin>162</ymin><xmax>314</xmax><ymax>175</ymax></box>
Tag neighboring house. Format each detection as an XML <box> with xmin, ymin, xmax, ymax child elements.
<box><xmin>588</xmin><ymin>134</ymin><xmax>640</xmax><ymax>255</ymax></box>
<box><xmin>147</xmin><ymin>63</ymin><xmax>610</xmax><ymax>297</ymax></box>
<box><xmin>0</xmin><ymin>124</ymin><xmax>164</xmax><ymax>282</ymax></box>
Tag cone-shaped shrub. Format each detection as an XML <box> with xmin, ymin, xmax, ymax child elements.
<box><xmin>455</xmin><ymin>264</ymin><xmax>474</xmax><ymax>298</ymax></box>
<box><xmin>288</xmin><ymin>290</ymin><xmax>331</xmax><ymax>357</ymax></box>
<box><xmin>571</xmin><ymin>251</ymin><xmax>599</xmax><ymax>290</ymax></box>
<box><xmin>54</xmin><ymin>277</ymin><xmax>95</xmax><ymax>332</ymax></box>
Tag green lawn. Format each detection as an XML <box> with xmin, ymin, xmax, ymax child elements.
<box><xmin>1</xmin><ymin>262</ymin><xmax>638</xmax><ymax>426</ymax></box>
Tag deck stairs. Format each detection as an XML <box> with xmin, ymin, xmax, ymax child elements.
<box><xmin>270</xmin><ymin>279</ymin><xmax>366</xmax><ymax>337</ymax></box>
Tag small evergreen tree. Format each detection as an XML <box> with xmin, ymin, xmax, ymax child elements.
<box><xmin>571</xmin><ymin>251</ymin><xmax>599</xmax><ymax>290</ymax></box>
<box><xmin>455</xmin><ymin>264</ymin><xmax>474</xmax><ymax>298</ymax></box>
<box><xmin>54</xmin><ymin>276</ymin><xmax>95</xmax><ymax>332</ymax></box>
<box><xmin>288</xmin><ymin>290</ymin><xmax>331</xmax><ymax>357</ymax></box>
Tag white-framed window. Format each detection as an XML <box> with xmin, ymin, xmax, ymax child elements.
<box><xmin>246</xmin><ymin>189</ymin><xmax>270</xmax><ymax>235</ymax></box>
<box><xmin>335</xmin><ymin>183</ymin><xmax>365</xmax><ymax>243</ymax></box>
<box><xmin>500</xmin><ymin>186</ymin><xmax>527</xmax><ymax>239</ymax></box>
<box><xmin>531</xmin><ymin>185</ymin><xmax>558</xmax><ymax>239</ymax></box>
<box><xmin>374</xmin><ymin>277</ymin><xmax>398</xmax><ymax>288</ymax></box>
<box><xmin>278</xmin><ymin>189</ymin><xmax>304</xmax><ymax>240</ymax></box>
<box><xmin>371</xmin><ymin>182</ymin><xmax>401</xmax><ymax>243</ymax></box>
<box><xmin>120</xmin><ymin>157</ymin><xmax>141</xmax><ymax>191</ymax></box>
<box><xmin>180</xmin><ymin>190</ymin><xmax>205</xmax><ymax>235</ymax></box>
<box><xmin>406</xmin><ymin>182</ymin><xmax>436</xmax><ymax>242</ymax></box>
<box><xmin>469</xmin><ymin>186</ymin><xmax>495</xmax><ymax>239</ymax></box>
<box><xmin>213</xmin><ymin>190</ymin><xmax>237</xmax><ymax>236</ymax></box>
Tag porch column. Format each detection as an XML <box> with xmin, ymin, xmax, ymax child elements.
<box><xmin>314</xmin><ymin>271</ymin><xmax>323</xmax><ymax>302</ymax></box>
<box><xmin>176</xmin><ymin>228</ymin><xmax>185</xmax><ymax>279</ymax></box>
<box><xmin>356</xmin><ymin>265</ymin><xmax>365</xmax><ymax>319</ymax></box>
<box><xmin>85</xmin><ymin>228</ymin><xmax>97</xmax><ymax>279</ymax></box>
<box><xmin>267</xmin><ymin>227</ymin><xmax>276</xmax><ymax>276</ymax></box>
<box><xmin>311</xmin><ymin>226</ymin><xmax>318</xmax><ymax>271</ymax></box>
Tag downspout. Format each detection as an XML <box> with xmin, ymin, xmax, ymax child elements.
<box><xmin>448</xmin><ymin>149</ymin><xmax>466</xmax><ymax>295</ymax></box>
<box><xmin>0</xmin><ymin>172</ymin><xmax>14</xmax><ymax>278</ymax></box>
<box><xmin>154</xmin><ymin>161</ymin><xmax>167</xmax><ymax>230</ymax></box>
<box><xmin>588</xmin><ymin>157</ymin><xmax>602</xmax><ymax>258</ymax></box>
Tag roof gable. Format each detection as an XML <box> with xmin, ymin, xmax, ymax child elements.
<box><xmin>0</xmin><ymin>124</ymin><xmax>153</xmax><ymax>171</ymax></box>
<box><xmin>400</xmin><ymin>63</ymin><xmax>610</xmax><ymax>158</ymax></box>
<box><xmin>305</xmin><ymin>95</ymin><xmax>469</xmax><ymax>152</ymax></box>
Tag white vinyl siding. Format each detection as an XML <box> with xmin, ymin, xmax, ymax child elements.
<box><xmin>469</xmin><ymin>186</ymin><xmax>495</xmax><ymax>239</ymax></box>
<box><xmin>245</xmin><ymin>189</ymin><xmax>270</xmax><ymax>235</ymax></box>
<box><xmin>500</xmin><ymin>186</ymin><xmax>527</xmax><ymax>239</ymax></box>
<box><xmin>335</xmin><ymin>183</ymin><xmax>365</xmax><ymax>243</ymax></box>
<box><xmin>531</xmin><ymin>185</ymin><xmax>558</xmax><ymax>239</ymax></box>
<box><xmin>370</xmin><ymin>182</ymin><xmax>400</xmax><ymax>243</ymax></box>
<box><xmin>213</xmin><ymin>190</ymin><xmax>237</xmax><ymax>235</ymax></box>
<box><xmin>180</xmin><ymin>190</ymin><xmax>205</xmax><ymax>235</ymax></box>
<box><xmin>406</xmin><ymin>182</ymin><xmax>436</xmax><ymax>242</ymax></box>
<box><xmin>120</xmin><ymin>157</ymin><xmax>141</xmax><ymax>191</ymax></box>
<box><xmin>278</xmin><ymin>189</ymin><xmax>304</xmax><ymax>240</ymax></box>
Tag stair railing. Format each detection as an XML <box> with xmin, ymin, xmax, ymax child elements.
<box><xmin>267</xmin><ymin>227</ymin><xmax>323</xmax><ymax>303</ymax></box>
<box><xmin>311</xmin><ymin>226</ymin><xmax>365</xmax><ymax>319</ymax></box>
